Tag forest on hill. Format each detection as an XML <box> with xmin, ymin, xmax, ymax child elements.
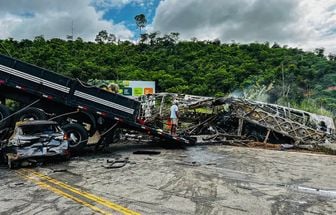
<box><xmin>0</xmin><ymin>32</ymin><xmax>335</xmax><ymax>116</ymax></box>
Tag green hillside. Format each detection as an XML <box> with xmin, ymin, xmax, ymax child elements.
<box><xmin>0</xmin><ymin>33</ymin><xmax>335</xmax><ymax>116</ymax></box>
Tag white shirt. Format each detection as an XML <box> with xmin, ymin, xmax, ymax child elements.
<box><xmin>170</xmin><ymin>104</ymin><xmax>178</xmax><ymax>119</ymax></box>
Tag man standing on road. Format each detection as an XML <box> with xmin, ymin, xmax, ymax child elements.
<box><xmin>170</xmin><ymin>100</ymin><xmax>179</xmax><ymax>136</ymax></box>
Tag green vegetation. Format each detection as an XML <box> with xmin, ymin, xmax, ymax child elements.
<box><xmin>0</xmin><ymin>32</ymin><xmax>335</xmax><ymax>116</ymax></box>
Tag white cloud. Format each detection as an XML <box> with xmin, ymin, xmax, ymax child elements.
<box><xmin>0</xmin><ymin>0</ymin><xmax>134</xmax><ymax>41</ymax></box>
<box><xmin>295</xmin><ymin>1</ymin><xmax>336</xmax><ymax>54</ymax></box>
<box><xmin>152</xmin><ymin>0</ymin><xmax>336</xmax><ymax>53</ymax></box>
<box><xmin>91</xmin><ymin>0</ymin><xmax>153</xmax><ymax>9</ymax></box>
<box><xmin>2</xmin><ymin>0</ymin><xmax>335</xmax><ymax>53</ymax></box>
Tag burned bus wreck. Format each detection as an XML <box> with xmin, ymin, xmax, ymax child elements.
<box><xmin>139</xmin><ymin>93</ymin><xmax>336</xmax><ymax>149</ymax></box>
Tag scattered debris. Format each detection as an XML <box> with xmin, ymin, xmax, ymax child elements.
<box><xmin>175</xmin><ymin>161</ymin><xmax>201</xmax><ymax>167</ymax></box>
<box><xmin>9</xmin><ymin>182</ymin><xmax>25</xmax><ymax>188</ymax></box>
<box><xmin>206</xmin><ymin>162</ymin><xmax>217</xmax><ymax>166</ymax></box>
<box><xmin>103</xmin><ymin>157</ymin><xmax>129</xmax><ymax>169</ymax></box>
<box><xmin>133</xmin><ymin>150</ymin><xmax>161</xmax><ymax>155</ymax></box>
<box><xmin>280</xmin><ymin>144</ymin><xmax>295</xmax><ymax>150</ymax></box>
<box><xmin>52</xmin><ymin>168</ymin><xmax>68</xmax><ymax>173</ymax></box>
<box><xmin>14</xmin><ymin>182</ymin><xmax>24</xmax><ymax>186</ymax></box>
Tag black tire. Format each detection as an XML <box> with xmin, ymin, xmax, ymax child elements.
<box><xmin>103</xmin><ymin>127</ymin><xmax>123</xmax><ymax>145</ymax></box>
<box><xmin>15</xmin><ymin>107</ymin><xmax>46</xmax><ymax>122</ymax></box>
<box><xmin>62</xmin><ymin>123</ymin><xmax>88</xmax><ymax>152</ymax></box>
<box><xmin>0</xmin><ymin>104</ymin><xmax>11</xmax><ymax>129</ymax></box>
<box><xmin>110</xmin><ymin>127</ymin><xmax>122</xmax><ymax>143</ymax></box>
<box><xmin>1</xmin><ymin>150</ymin><xmax>7</xmax><ymax>163</ymax></box>
<box><xmin>95</xmin><ymin>127</ymin><xmax>121</xmax><ymax>151</ymax></box>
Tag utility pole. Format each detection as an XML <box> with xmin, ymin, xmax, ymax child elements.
<box><xmin>66</xmin><ymin>20</ymin><xmax>74</xmax><ymax>41</ymax></box>
<box><xmin>71</xmin><ymin>20</ymin><xmax>74</xmax><ymax>40</ymax></box>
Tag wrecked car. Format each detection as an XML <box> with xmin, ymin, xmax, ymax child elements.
<box><xmin>1</xmin><ymin>120</ymin><xmax>69</xmax><ymax>169</ymax></box>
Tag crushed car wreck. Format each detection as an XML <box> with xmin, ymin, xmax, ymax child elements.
<box><xmin>1</xmin><ymin>120</ymin><xmax>69</xmax><ymax>169</ymax></box>
<box><xmin>139</xmin><ymin>93</ymin><xmax>336</xmax><ymax>150</ymax></box>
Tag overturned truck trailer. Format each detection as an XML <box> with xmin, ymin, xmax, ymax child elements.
<box><xmin>139</xmin><ymin>93</ymin><xmax>336</xmax><ymax>147</ymax></box>
<box><xmin>0</xmin><ymin>54</ymin><xmax>191</xmax><ymax>155</ymax></box>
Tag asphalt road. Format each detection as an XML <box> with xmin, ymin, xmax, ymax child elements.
<box><xmin>0</xmin><ymin>144</ymin><xmax>335</xmax><ymax>215</ymax></box>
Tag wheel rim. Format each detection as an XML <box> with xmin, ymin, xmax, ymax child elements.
<box><xmin>68</xmin><ymin>130</ymin><xmax>82</xmax><ymax>147</ymax></box>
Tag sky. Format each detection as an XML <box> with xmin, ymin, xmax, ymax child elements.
<box><xmin>0</xmin><ymin>0</ymin><xmax>336</xmax><ymax>54</ymax></box>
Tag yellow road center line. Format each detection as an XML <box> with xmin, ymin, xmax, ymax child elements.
<box><xmin>21</xmin><ymin>169</ymin><xmax>141</xmax><ymax>215</ymax></box>
<box><xmin>16</xmin><ymin>170</ymin><xmax>112</xmax><ymax>215</ymax></box>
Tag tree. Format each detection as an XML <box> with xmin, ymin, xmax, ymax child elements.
<box><xmin>107</xmin><ymin>34</ymin><xmax>116</xmax><ymax>44</ymax></box>
<box><xmin>314</xmin><ymin>48</ymin><xmax>325</xmax><ymax>57</ymax></box>
<box><xmin>134</xmin><ymin>14</ymin><xmax>147</xmax><ymax>36</ymax></box>
<box><xmin>328</xmin><ymin>53</ymin><xmax>336</xmax><ymax>61</ymax></box>
<box><xmin>1</xmin><ymin>35</ymin><xmax>335</xmax><ymax>116</ymax></box>
<box><xmin>95</xmin><ymin>30</ymin><xmax>116</xmax><ymax>44</ymax></box>
<box><xmin>95</xmin><ymin>30</ymin><xmax>108</xmax><ymax>44</ymax></box>
<box><xmin>140</xmin><ymin>33</ymin><xmax>148</xmax><ymax>44</ymax></box>
<box><xmin>148</xmin><ymin>31</ymin><xmax>159</xmax><ymax>45</ymax></box>
<box><xmin>191</xmin><ymin>37</ymin><xmax>198</xmax><ymax>43</ymax></box>
<box><xmin>169</xmin><ymin>32</ymin><xmax>179</xmax><ymax>43</ymax></box>
<box><xmin>212</xmin><ymin>39</ymin><xmax>221</xmax><ymax>45</ymax></box>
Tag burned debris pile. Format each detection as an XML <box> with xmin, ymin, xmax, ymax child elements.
<box><xmin>139</xmin><ymin>93</ymin><xmax>336</xmax><ymax>151</ymax></box>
